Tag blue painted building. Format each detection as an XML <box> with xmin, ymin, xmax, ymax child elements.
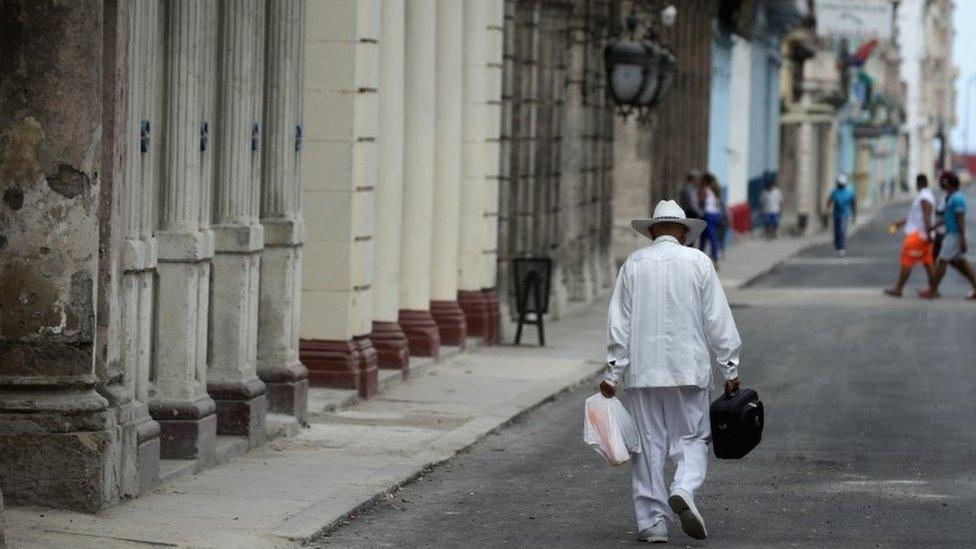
<box><xmin>708</xmin><ymin>1</ymin><xmax>801</xmax><ymax>233</ymax></box>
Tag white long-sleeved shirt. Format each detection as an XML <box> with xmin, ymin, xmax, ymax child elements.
<box><xmin>604</xmin><ymin>235</ymin><xmax>741</xmax><ymax>389</ymax></box>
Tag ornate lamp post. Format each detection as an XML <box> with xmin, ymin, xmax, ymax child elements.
<box><xmin>604</xmin><ymin>3</ymin><xmax>677</xmax><ymax>121</ymax></box>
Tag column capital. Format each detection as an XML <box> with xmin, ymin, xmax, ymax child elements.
<box><xmin>212</xmin><ymin>223</ymin><xmax>265</xmax><ymax>253</ymax></box>
<box><xmin>121</xmin><ymin>237</ymin><xmax>158</xmax><ymax>272</ymax></box>
<box><xmin>156</xmin><ymin>230</ymin><xmax>216</xmax><ymax>262</ymax></box>
<box><xmin>262</xmin><ymin>217</ymin><xmax>306</xmax><ymax>246</ymax></box>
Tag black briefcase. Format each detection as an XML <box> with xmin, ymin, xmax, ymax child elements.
<box><xmin>710</xmin><ymin>387</ymin><xmax>764</xmax><ymax>459</ymax></box>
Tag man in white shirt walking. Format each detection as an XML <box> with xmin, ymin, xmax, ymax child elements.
<box><xmin>884</xmin><ymin>174</ymin><xmax>936</xmax><ymax>297</ymax></box>
<box><xmin>599</xmin><ymin>200</ymin><xmax>742</xmax><ymax>543</ymax></box>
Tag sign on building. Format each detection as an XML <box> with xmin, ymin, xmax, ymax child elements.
<box><xmin>815</xmin><ymin>0</ymin><xmax>893</xmax><ymax>40</ymax></box>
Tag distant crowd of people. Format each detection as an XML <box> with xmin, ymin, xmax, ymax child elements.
<box><xmin>678</xmin><ymin>170</ymin><xmax>789</xmax><ymax>269</ymax></box>
<box><xmin>674</xmin><ymin>168</ymin><xmax>975</xmax><ymax>301</ymax></box>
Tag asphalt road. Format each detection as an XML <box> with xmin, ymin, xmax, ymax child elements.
<box><xmin>315</xmin><ymin>190</ymin><xmax>976</xmax><ymax>548</ymax></box>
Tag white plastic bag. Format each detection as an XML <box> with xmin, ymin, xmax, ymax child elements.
<box><xmin>583</xmin><ymin>393</ymin><xmax>641</xmax><ymax>466</ymax></box>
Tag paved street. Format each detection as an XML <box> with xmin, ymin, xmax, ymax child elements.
<box><xmin>316</xmin><ymin>192</ymin><xmax>976</xmax><ymax>548</ymax></box>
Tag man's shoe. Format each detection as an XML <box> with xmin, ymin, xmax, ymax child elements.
<box><xmin>636</xmin><ymin>520</ymin><xmax>668</xmax><ymax>543</ymax></box>
<box><xmin>668</xmin><ymin>488</ymin><xmax>707</xmax><ymax>540</ymax></box>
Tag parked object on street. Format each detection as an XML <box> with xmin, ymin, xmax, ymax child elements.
<box><xmin>513</xmin><ymin>257</ymin><xmax>552</xmax><ymax>346</ymax></box>
<box><xmin>602</xmin><ymin>199</ymin><xmax>742</xmax><ymax>541</ymax></box>
<box><xmin>827</xmin><ymin>174</ymin><xmax>857</xmax><ymax>257</ymax></box>
<box><xmin>583</xmin><ymin>394</ymin><xmax>641</xmax><ymax>466</ymax></box>
<box><xmin>710</xmin><ymin>387</ymin><xmax>764</xmax><ymax>459</ymax></box>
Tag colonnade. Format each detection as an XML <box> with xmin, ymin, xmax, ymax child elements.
<box><xmin>0</xmin><ymin>0</ymin><xmax>307</xmax><ymax>510</ymax></box>
<box><xmin>298</xmin><ymin>0</ymin><xmax>506</xmax><ymax>398</ymax></box>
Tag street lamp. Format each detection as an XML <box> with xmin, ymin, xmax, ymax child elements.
<box><xmin>604</xmin><ymin>3</ymin><xmax>677</xmax><ymax>121</ymax></box>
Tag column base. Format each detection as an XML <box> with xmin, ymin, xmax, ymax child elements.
<box><xmin>259</xmin><ymin>360</ymin><xmax>309</xmax><ymax>423</ymax></box>
<box><xmin>431</xmin><ymin>300</ymin><xmax>467</xmax><ymax>348</ymax></box>
<box><xmin>370</xmin><ymin>321</ymin><xmax>410</xmax><ymax>375</ymax></box>
<box><xmin>398</xmin><ymin>309</ymin><xmax>441</xmax><ymax>358</ymax></box>
<box><xmin>208</xmin><ymin>378</ymin><xmax>268</xmax><ymax>447</ymax></box>
<box><xmin>136</xmin><ymin>415</ymin><xmax>161</xmax><ymax>494</ymax></box>
<box><xmin>300</xmin><ymin>338</ymin><xmax>379</xmax><ymax>398</ymax></box>
<box><xmin>458</xmin><ymin>290</ymin><xmax>490</xmax><ymax>339</ymax></box>
<box><xmin>353</xmin><ymin>335</ymin><xmax>379</xmax><ymax>399</ymax></box>
<box><xmin>482</xmin><ymin>289</ymin><xmax>501</xmax><ymax>345</ymax></box>
<box><xmin>0</xmin><ymin>389</ymin><xmax>116</xmax><ymax>512</ymax></box>
<box><xmin>149</xmin><ymin>396</ymin><xmax>218</xmax><ymax>461</ymax></box>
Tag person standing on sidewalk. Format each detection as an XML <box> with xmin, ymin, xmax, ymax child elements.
<box><xmin>679</xmin><ymin>171</ymin><xmax>703</xmax><ymax>220</ymax></box>
<box><xmin>827</xmin><ymin>174</ymin><xmax>857</xmax><ymax>257</ymax></box>
<box><xmin>884</xmin><ymin>174</ymin><xmax>936</xmax><ymax>297</ymax></box>
<box><xmin>760</xmin><ymin>178</ymin><xmax>783</xmax><ymax>239</ymax></box>
<box><xmin>919</xmin><ymin>172</ymin><xmax>976</xmax><ymax>299</ymax></box>
<box><xmin>599</xmin><ymin>200</ymin><xmax>742</xmax><ymax>543</ymax></box>
<box><xmin>698</xmin><ymin>173</ymin><xmax>726</xmax><ymax>266</ymax></box>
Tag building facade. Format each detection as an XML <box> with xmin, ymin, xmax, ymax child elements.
<box><xmin>497</xmin><ymin>0</ymin><xmax>617</xmax><ymax>320</ymax></box>
<box><xmin>2</xmin><ymin>0</ymin><xmax>603</xmax><ymax>516</ymax></box>
<box><xmin>708</xmin><ymin>1</ymin><xmax>800</xmax><ymax>233</ymax></box>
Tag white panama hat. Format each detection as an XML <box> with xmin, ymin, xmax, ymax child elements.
<box><xmin>836</xmin><ymin>173</ymin><xmax>849</xmax><ymax>186</ymax></box>
<box><xmin>631</xmin><ymin>200</ymin><xmax>707</xmax><ymax>245</ymax></box>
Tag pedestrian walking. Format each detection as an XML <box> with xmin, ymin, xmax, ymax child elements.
<box><xmin>759</xmin><ymin>178</ymin><xmax>783</xmax><ymax>239</ymax></box>
<box><xmin>933</xmin><ymin>175</ymin><xmax>949</xmax><ymax>259</ymax></box>
<box><xmin>919</xmin><ymin>171</ymin><xmax>976</xmax><ymax>299</ymax></box>
<box><xmin>884</xmin><ymin>174</ymin><xmax>936</xmax><ymax>297</ymax></box>
<box><xmin>600</xmin><ymin>199</ymin><xmax>742</xmax><ymax>543</ymax></box>
<box><xmin>679</xmin><ymin>171</ymin><xmax>703</xmax><ymax>220</ymax></box>
<box><xmin>826</xmin><ymin>174</ymin><xmax>857</xmax><ymax>257</ymax></box>
<box><xmin>698</xmin><ymin>173</ymin><xmax>726</xmax><ymax>266</ymax></box>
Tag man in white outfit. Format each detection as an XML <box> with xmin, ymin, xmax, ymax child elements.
<box><xmin>599</xmin><ymin>200</ymin><xmax>742</xmax><ymax>543</ymax></box>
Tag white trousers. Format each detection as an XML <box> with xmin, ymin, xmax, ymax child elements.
<box><xmin>625</xmin><ymin>386</ymin><xmax>711</xmax><ymax>530</ymax></box>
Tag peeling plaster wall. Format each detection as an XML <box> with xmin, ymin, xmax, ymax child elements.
<box><xmin>0</xmin><ymin>0</ymin><xmax>102</xmax><ymax>383</ymax></box>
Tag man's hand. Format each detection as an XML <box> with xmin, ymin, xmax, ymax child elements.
<box><xmin>599</xmin><ymin>380</ymin><xmax>616</xmax><ymax>398</ymax></box>
<box><xmin>725</xmin><ymin>377</ymin><xmax>741</xmax><ymax>395</ymax></box>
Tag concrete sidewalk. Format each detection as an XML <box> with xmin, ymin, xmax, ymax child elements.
<box><xmin>3</xmin><ymin>211</ymin><xmax>877</xmax><ymax>548</ymax></box>
<box><xmin>4</xmin><ymin>302</ymin><xmax>610</xmax><ymax>548</ymax></box>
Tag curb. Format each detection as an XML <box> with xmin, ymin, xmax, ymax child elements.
<box><xmin>287</xmin><ymin>360</ymin><xmax>606</xmax><ymax>545</ymax></box>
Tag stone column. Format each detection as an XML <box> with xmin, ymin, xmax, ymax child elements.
<box><xmin>795</xmin><ymin>87</ymin><xmax>816</xmax><ymax>235</ymax></box>
<box><xmin>258</xmin><ymin>0</ymin><xmax>309</xmax><ymax>418</ymax></box>
<box><xmin>116</xmin><ymin>0</ymin><xmax>162</xmax><ymax>494</ymax></box>
<box><xmin>208</xmin><ymin>0</ymin><xmax>267</xmax><ymax>445</ymax></box>
<box><xmin>398</xmin><ymin>0</ymin><xmax>441</xmax><ymax>357</ymax></box>
<box><xmin>429</xmin><ymin>0</ymin><xmax>467</xmax><ymax>348</ymax></box>
<box><xmin>369</xmin><ymin>0</ymin><xmax>411</xmax><ymax>374</ymax></box>
<box><xmin>479</xmin><ymin>0</ymin><xmax>507</xmax><ymax>344</ymax></box>
<box><xmin>0</xmin><ymin>0</ymin><xmax>116</xmax><ymax>511</ymax></box>
<box><xmin>457</xmin><ymin>0</ymin><xmax>491</xmax><ymax>340</ymax></box>
<box><xmin>150</xmin><ymin>0</ymin><xmax>218</xmax><ymax>461</ymax></box>
<box><xmin>299</xmin><ymin>0</ymin><xmax>380</xmax><ymax>398</ymax></box>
